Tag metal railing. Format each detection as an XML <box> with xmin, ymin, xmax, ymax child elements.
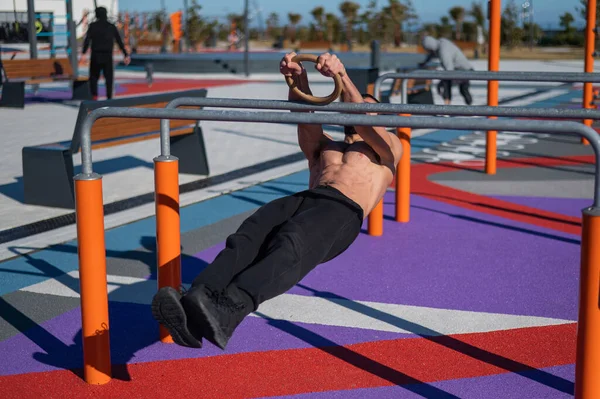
<box><xmin>373</xmin><ymin>70</ymin><xmax>600</xmax><ymax>105</ymax></box>
<box><xmin>157</xmin><ymin>97</ymin><xmax>600</xmax><ymax>210</ymax></box>
<box><xmin>74</xmin><ymin>103</ymin><xmax>600</xmax><ymax>399</ymax></box>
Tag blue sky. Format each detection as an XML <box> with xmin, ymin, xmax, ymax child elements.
<box><xmin>121</xmin><ymin>0</ymin><xmax>583</xmax><ymax>29</ymax></box>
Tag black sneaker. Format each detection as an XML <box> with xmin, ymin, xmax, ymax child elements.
<box><xmin>151</xmin><ymin>286</ymin><xmax>203</xmax><ymax>348</ymax></box>
<box><xmin>182</xmin><ymin>284</ymin><xmax>253</xmax><ymax>350</ymax></box>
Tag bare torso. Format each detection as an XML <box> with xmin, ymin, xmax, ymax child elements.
<box><xmin>309</xmin><ymin>139</ymin><xmax>394</xmax><ymax>218</ymax></box>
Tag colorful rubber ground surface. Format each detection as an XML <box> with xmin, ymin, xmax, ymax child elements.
<box><xmin>0</xmin><ymin>85</ymin><xmax>593</xmax><ymax>398</ymax></box>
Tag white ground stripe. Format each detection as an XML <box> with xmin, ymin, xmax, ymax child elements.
<box><xmin>20</xmin><ymin>271</ymin><xmax>573</xmax><ymax>335</ymax></box>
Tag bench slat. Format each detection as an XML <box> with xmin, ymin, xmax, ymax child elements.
<box><xmin>89</xmin><ymin>127</ymin><xmax>194</xmax><ymax>150</ymax></box>
<box><xmin>91</xmin><ymin>119</ymin><xmax>197</xmax><ymax>141</ymax></box>
<box><xmin>3</xmin><ymin>58</ymin><xmax>74</xmax><ymax>80</ymax></box>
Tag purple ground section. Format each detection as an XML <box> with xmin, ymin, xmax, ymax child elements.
<box><xmin>491</xmin><ymin>195</ymin><xmax>591</xmax><ymax>218</ymax></box>
<box><xmin>0</xmin><ymin>192</ymin><xmax>580</xmax><ymax>376</ymax></box>
<box><xmin>0</xmin><ymin>301</ymin><xmax>410</xmax><ymax>376</ymax></box>
<box><xmin>269</xmin><ymin>364</ymin><xmax>575</xmax><ymax>398</ymax></box>
<box><xmin>194</xmin><ymin>192</ymin><xmax>580</xmax><ymax>321</ymax></box>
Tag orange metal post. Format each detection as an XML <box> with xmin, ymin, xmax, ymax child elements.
<box><xmin>486</xmin><ymin>0</ymin><xmax>501</xmax><ymax>175</ymax></box>
<box><xmin>583</xmin><ymin>0</ymin><xmax>597</xmax><ymax>145</ymax></box>
<box><xmin>368</xmin><ymin>200</ymin><xmax>384</xmax><ymax>236</ymax></box>
<box><xmin>575</xmin><ymin>208</ymin><xmax>600</xmax><ymax>399</ymax></box>
<box><xmin>396</xmin><ymin>116</ymin><xmax>411</xmax><ymax>223</ymax></box>
<box><xmin>365</xmin><ymin>84</ymin><xmax>384</xmax><ymax>236</ymax></box>
<box><xmin>154</xmin><ymin>156</ymin><xmax>182</xmax><ymax>343</ymax></box>
<box><xmin>75</xmin><ymin>176</ymin><xmax>111</xmax><ymax>385</ymax></box>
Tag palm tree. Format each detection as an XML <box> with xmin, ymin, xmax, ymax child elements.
<box><xmin>385</xmin><ymin>0</ymin><xmax>408</xmax><ymax>47</ymax></box>
<box><xmin>339</xmin><ymin>1</ymin><xmax>360</xmax><ymax>46</ymax></box>
<box><xmin>325</xmin><ymin>13</ymin><xmax>338</xmax><ymax>42</ymax></box>
<box><xmin>266</xmin><ymin>12</ymin><xmax>279</xmax><ymax>39</ymax></box>
<box><xmin>449</xmin><ymin>6</ymin><xmax>465</xmax><ymax>40</ymax></box>
<box><xmin>559</xmin><ymin>12</ymin><xmax>575</xmax><ymax>33</ymax></box>
<box><xmin>311</xmin><ymin>6</ymin><xmax>325</xmax><ymax>39</ymax></box>
<box><xmin>287</xmin><ymin>13</ymin><xmax>301</xmax><ymax>43</ymax></box>
<box><xmin>470</xmin><ymin>1</ymin><xmax>485</xmax><ymax>28</ymax></box>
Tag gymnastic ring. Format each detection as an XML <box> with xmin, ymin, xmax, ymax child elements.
<box><xmin>284</xmin><ymin>54</ymin><xmax>344</xmax><ymax>105</ymax></box>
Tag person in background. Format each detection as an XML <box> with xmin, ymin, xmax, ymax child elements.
<box><xmin>419</xmin><ymin>35</ymin><xmax>474</xmax><ymax>106</ymax></box>
<box><xmin>80</xmin><ymin>7</ymin><xmax>130</xmax><ymax>100</ymax></box>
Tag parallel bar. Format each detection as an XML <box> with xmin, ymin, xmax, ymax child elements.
<box><xmin>82</xmin><ymin>106</ymin><xmax>600</xmax><ymax>206</ymax></box>
<box><xmin>159</xmin><ymin>98</ymin><xmax>600</xmax><ymax>159</ymax></box>
<box><xmin>160</xmin><ymin>97</ymin><xmax>600</xmax><ymax>119</ymax></box>
<box><xmin>374</xmin><ymin>71</ymin><xmax>600</xmax><ymax>98</ymax></box>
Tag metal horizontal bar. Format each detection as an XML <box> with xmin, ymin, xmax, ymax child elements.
<box><xmin>378</xmin><ymin>70</ymin><xmax>600</xmax><ymax>84</ymax></box>
<box><xmin>162</xmin><ymin>97</ymin><xmax>600</xmax><ymax>119</ymax></box>
<box><xmin>81</xmin><ymin>106</ymin><xmax>600</xmax><ymax>206</ymax></box>
<box><xmin>373</xmin><ymin>70</ymin><xmax>600</xmax><ymax>103</ymax></box>
<box><xmin>159</xmin><ymin>97</ymin><xmax>600</xmax><ymax>157</ymax></box>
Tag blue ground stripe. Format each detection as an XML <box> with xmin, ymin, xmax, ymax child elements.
<box><xmin>0</xmin><ymin>170</ymin><xmax>310</xmax><ymax>295</ymax></box>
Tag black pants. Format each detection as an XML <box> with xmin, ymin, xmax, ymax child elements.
<box><xmin>439</xmin><ymin>79</ymin><xmax>473</xmax><ymax>105</ymax></box>
<box><xmin>89</xmin><ymin>52</ymin><xmax>114</xmax><ymax>99</ymax></box>
<box><xmin>192</xmin><ymin>185</ymin><xmax>364</xmax><ymax>308</ymax></box>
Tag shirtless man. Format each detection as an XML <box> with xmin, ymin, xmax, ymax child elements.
<box><xmin>151</xmin><ymin>52</ymin><xmax>403</xmax><ymax>350</ymax></box>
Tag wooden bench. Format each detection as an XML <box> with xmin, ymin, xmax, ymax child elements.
<box><xmin>135</xmin><ymin>39</ymin><xmax>165</xmax><ymax>54</ymax></box>
<box><xmin>0</xmin><ymin>58</ymin><xmax>91</xmax><ymax>108</ymax></box>
<box><xmin>22</xmin><ymin>89</ymin><xmax>209</xmax><ymax>208</ymax></box>
<box><xmin>297</xmin><ymin>40</ymin><xmax>332</xmax><ymax>51</ymax></box>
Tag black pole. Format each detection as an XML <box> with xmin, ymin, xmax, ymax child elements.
<box><xmin>529</xmin><ymin>0</ymin><xmax>534</xmax><ymax>50</ymax></box>
<box><xmin>244</xmin><ymin>0</ymin><xmax>249</xmax><ymax>76</ymax></box>
<box><xmin>183</xmin><ymin>0</ymin><xmax>189</xmax><ymax>50</ymax></box>
<box><xmin>27</xmin><ymin>0</ymin><xmax>37</xmax><ymax>58</ymax></box>
<box><xmin>66</xmin><ymin>0</ymin><xmax>78</xmax><ymax>76</ymax></box>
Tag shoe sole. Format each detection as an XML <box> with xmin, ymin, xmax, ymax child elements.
<box><xmin>151</xmin><ymin>287</ymin><xmax>202</xmax><ymax>348</ymax></box>
<box><xmin>183</xmin><ymin>291</ymin><xmax>229</xmax><ymax>350</ymax></box>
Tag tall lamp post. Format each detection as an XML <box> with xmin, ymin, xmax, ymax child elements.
<box><xmin>521</xmin><ymin>0</ymin><xmax>534</xmax><ymax>50</ymax></box>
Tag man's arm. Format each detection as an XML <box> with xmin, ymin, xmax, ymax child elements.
<box><xmin>341</xmin><ymin>75</ymin><xmax>403</xmax><ymax>172</ymax></box>
<box><xmin>112</xmin><ymin>24</ymin><xmax>128</xmax><ymax>56</ymax></box>
<box><xmin>82</xmin><ymin>24</ymin><xmax>92</xmax><ymax>54</ymax></box>
<box><xmin>281</xmin><ymin>52</ymin><xmax>329</xmax><ymax>165</ymax></box>
<box><xmin>419</xmin><ymin>51</ymin><xmax>435</xmax><ymax>67</ymax></box>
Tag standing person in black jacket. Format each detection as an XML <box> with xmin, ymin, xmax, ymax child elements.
<box><xmin>80</xmin><ymin>7</ymin><xmax>130</xmax><ymax>100</ymax></box>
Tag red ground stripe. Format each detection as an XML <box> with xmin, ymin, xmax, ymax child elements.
<box><xmin>396</xmin><ymin>155</ymin><xmax>593</xmax><ymax>235</ymax></box>
<box><xmin>0</xmin><ymin>323</ymin><xmax>575</xmax><ymax>399</ymax></box>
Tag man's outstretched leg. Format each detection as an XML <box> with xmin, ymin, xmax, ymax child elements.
<box><xmin>181</xmin><ymin>187</ymin><xmax>363</xmax><ymax>349</ymax></box>
<box><xmin>152</xmin><ymin>194</ymin><xmax>304</xmax><ymax>347</ymax></box>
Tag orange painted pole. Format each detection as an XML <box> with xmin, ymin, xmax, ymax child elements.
<box><xmin>154</xmin><ymin>156</ymin><xmax>182</xmax><ymax>343</ymax></box>
<box><xmin>365</xmin><ymin>83</ymin><xmax>384</xmax><ymax>236</ymax></box>
<box><xmin>368</xmin><ymin>200</ymin><xmax>384</xmax><ymax>236</ymax></box>
<box><xmin>396</xmin><ymin>116</ymin><xmax>411</xmax><ymax>223</ymax></box>
<box><xmin>583</xmin><ymin>0</ymin><xmax>597</xmax><ymax>145</ymax></box>
<box><xmin>74</xmin><ymin>175</ymin><xmax>111</xmax><ymax>385</ymax></box>
<box><xmin>486</xmin><ymin>0</ymin><xmax>501</xmax><ymax>175</ymax></box>
<box><xmin>575</xmin><ymin>207</ymin><xmax>600</xmax><ymax>399</ymax></box>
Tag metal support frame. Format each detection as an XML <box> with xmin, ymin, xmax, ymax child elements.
<box><xmin>81</xmin><ymin>104</ymin><xmax>600</xmax><ymax>206</ymax></box>
<box><xmin>74</xmin><ymin>101</ymin><xmax>600</xmax><ymax>395</ymax></box>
